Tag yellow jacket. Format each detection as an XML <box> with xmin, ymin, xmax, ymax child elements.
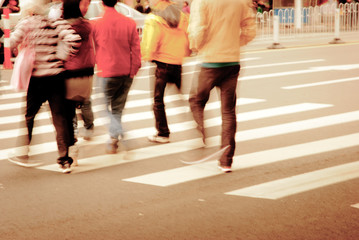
<box><xmin>141</xmin><ymin>1</ymin><xmax>190</xmax><ymax>65</ymax></box>
<box><xmin>188</xmin><ymin>0</ymin><xmax>256</xmax><ymax>63</ymax></box>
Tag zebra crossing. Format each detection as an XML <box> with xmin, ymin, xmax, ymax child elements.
<box><xmin>1</xmin><ymin>54</ymin><xmax>359</xmax><ymax>202</ymax></box>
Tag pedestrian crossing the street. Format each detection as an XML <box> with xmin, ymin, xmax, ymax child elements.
<box><xmin>1</xmin><ymin>55</ymin><xmax>359</xmax><ymax>202</ymax></box>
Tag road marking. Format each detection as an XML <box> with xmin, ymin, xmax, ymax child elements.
<box><xmin>225</xmin><ymin>159</ymin><xmax>359</xmax><ymax>200</ymax></box>
<box><xmin>31</xmin><ymin>109</ymin><xmax>358</xmax><ymax>174</ymax></box>
<box><xmin>239</xmin><ymin>64</ymin><xmax>359</xmax><ymax>81</ymax></box>
<box><xmin>0</xmin><ymin>102</ymin><xmax>336</xmax><ymax>160</ymax></box>
<box><xmin>282</xmin><ymin>76</ymin><xmax>359</xmax><ymax>89</ymax></box>
<box><xmin>123</xmin><ymin>133</ymin><xmax>359</xmax><ymax>187</ymax></box>
<box><xmin>0</xmin><ymin>97</ymin><xmax>264</xmax><ymax>133</ymax></box>
<box><xmin>137</xmin><ymin>59</ymin><xmax>324</xmax><ymax>72</ymax></box>
<box><xmin>0</xmin><ymin>85</ymin><xmax>13</xmax><ymax>91</ymax></box>
<box><xmin>0</xmin><ymin>101</ymin><xmax>26</xmax><ymax>111</ymax></box>
<box><xmin>0</xmin><ymin>91</ymin><xmax>26</xmax><ymax>100</ymax></box>
<box><xmin>0</xmin><ymin>91</ymin><xmax>263</xmax><ymax>123</ymax></box>
<box><xmin>242</xmin><ymin>59</ymin><xmax>325</xmax><ymax>69</ymax></box>
<box><xmin>0</xmin><ymin>102</ymin><xmax>328</xmax><ymax>141</ymax></box>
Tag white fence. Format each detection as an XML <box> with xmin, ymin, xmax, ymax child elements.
<box><xmin>256</xmin><ymin>2</ymin><xmax>359</xmax><ymax>40</ymax></box>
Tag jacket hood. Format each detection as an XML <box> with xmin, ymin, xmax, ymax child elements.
<box><xmin>151</xmin><ymin>1</ymin><xmax>184</xmax><ymax>29</ymax></box>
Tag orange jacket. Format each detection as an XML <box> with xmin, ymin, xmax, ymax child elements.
<box><xmin>188</xmin><ymin>0</ymin><xmax>256</xmax><ymax>63</ymax></box>
<box><xmin>141</xmin><ymin>1</ymin><xmax>190</xmax><ymax>65</ymax></box>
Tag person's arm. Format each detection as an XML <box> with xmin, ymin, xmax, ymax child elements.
<box><xmin>55</xmin><ymin>19</ymin><xmax>82</xmax><ymax>60</ymax></box>
<box><xmin>10</xmin><ymin>17</ymin><xmax>28</xmax><ymax>49</ymax></box>
<box><xmin>130</xmin><ymin>21</ymin><xmax>141</xmax><ymax>78</ymax></box>
<box><xmin>187</xmin><ymin>0</ymin><xmax>206</xmax><ymax>51</ymax></box>
<box><xmin>240</xmin><ymin>0</ymin><xmax>257</xmax><ymax>46</ymax></box>
<box><xmin>140</xmin><ymin>15</ymin><xmax>160</xmax><ymax>62</ymax></box>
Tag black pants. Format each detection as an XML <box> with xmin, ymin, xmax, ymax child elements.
<box><xmin>23</xmin><ymin>75</ymin><xmax>73</xmax><ymax>165</ymax></box>
<box><xmin>189</xmin><ymin>65</ymin><xmax>240</xmax><ymax>167</ymax></box>
<box><xmin>153</xmin><ymin>61</ymin><xmax>182</xmax><ymax>137</ymax></box>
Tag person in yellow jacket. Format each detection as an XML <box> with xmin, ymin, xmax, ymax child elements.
<box><xmin>141</xmin><ymin>0</ymin><xmax>190</xmax><ymax>143</ymax></box>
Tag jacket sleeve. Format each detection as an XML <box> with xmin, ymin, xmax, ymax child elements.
<box><xmin>140</xmin><ymin>15</ymin><xmax>161</xmax><ymax>61</ymax></box>
<box><xmin>10</xmin><ymin>17</ymin><xmax>29</xmax><ymax>49</ymax></box>
<box><xmin>130</xmin><ymin>22</ymin><xmax>141</xmax><ymax>78</ymax></box>
<box><xmin>240</xmin><ymin>0</ymin><xmax>257</xmax><ymax>46</ymax></box>
<box><xmin>187</xmin><ymin>0</ymin><xmax>206</xmax><ymax>51</ymax></box>
<box><xmin>55</xmin><ymin>20</ymin><xmax>82</xmax><ymax>61</ymax></box>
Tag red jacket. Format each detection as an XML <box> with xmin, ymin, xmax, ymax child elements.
<box><xmin>64</xmin><ymin>18</ymin><xmax>95</xmax><ymax>76</ymax></box>
<box><xmin>91</xmin><ymin>7</ymin><xmax>141</xmax><ymax>78</ymax></box>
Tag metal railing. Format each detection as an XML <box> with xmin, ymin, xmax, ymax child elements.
<box><xmin>256</xmin><ymin>2</ymin><xmax>359</xmax><ymax>40</ymax></box>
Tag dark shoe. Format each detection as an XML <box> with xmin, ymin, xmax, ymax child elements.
<box><xmin>8</xmin><ymin>154</ymin><xmax>42</xmax><ymax>167</ymax></box>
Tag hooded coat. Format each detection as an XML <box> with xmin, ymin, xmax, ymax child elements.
<box><xmin>141</xmin><ymin>1</ymin><xmax>190</xmax><ymax>65</ymax></box>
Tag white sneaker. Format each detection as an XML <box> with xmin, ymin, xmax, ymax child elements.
<box><xmin>218</xmin><ymin>165</ymin><xmax>232</xmax><ymax>173</ymax></box>
<box><xmin>58</xmin><ymin>163</ymin><xmax>72</xmax><ymax>174</ymax></box>
<box><xmin>147</xmin><ymin>134</ymin><xmax>170</xmax><ymax>143</ymax></box>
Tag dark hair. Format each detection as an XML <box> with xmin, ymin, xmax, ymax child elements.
<box><xmin>63</xmin><ymin>0</ymin><xmax>83</xmax><ymax>19</ymax></box>
<box><xmin>102</xmin><ymin>0</ymin><xmax>118</xmax><ymax>7</ymax></box>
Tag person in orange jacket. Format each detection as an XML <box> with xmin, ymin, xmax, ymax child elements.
<box><xmin>141</xmin><ymin>0</ymin><xmax>190</xmax><ymax>143</ymax></box>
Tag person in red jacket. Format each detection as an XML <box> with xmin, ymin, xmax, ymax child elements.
<box><xmin>91</xmin><ymin>0</ymin><xmax>141</xmax><ymax>154</ymax></box>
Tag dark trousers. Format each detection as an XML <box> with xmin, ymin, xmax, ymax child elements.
<box><xmin>24</xmin><ymin>75</ymin><xmax>73</xmax><ymax>165</ymax></box>
<box><xmin>79</xmin><ymin>98</ymin><xmax>94</xmax><ymax>130</ymax></box>
<box><xmin>189</xmin><ymin>65</ymin><xmax>240</xmax><ymax>167</ymax></box>
<box><xmin>153</xmin><ymin>61</ymin><xmax>182</xmax><ymax>137</ymax></box>
<box><xmin>70</xmin><ymin>98</ymin><xmax>94</xmax><ymax>140</ymax></box>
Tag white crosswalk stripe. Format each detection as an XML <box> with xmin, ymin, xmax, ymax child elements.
<box><xmin>123</xmin><ymin>133</ymin><xmax>359</xmax><ymax>187</ymax></box>
<box><xmin>1</xmin><ymin>55</ymin><xmax>358</xmax><ymax>203</ymax></box>
<box><xmin>0</xmin><ymin>102</ymin><xmax>331</xmax><ymax>159</ymax></box>
<box><xmin>225</xmin><ymin>156</ymin><xmax>359</xmax><ymax>199</ymax></box>
<box><xmin>34</xmin><ymin>108</ymin><xmax>358</xmax><ymax>173</ymax></box>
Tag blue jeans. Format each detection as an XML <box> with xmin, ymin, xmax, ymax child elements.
<box><xmin>100</xmin><ymin>76</ymin><xmax>133</xmax><ymax>140</ymax></box>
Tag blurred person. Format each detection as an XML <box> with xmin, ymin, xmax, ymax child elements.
<box><xmin>91</xmin><ymin>0</ymin><xmax>141</xmax><ymax>154</ymax></box>
<box><xmin>7</xmin><ymin>0</ymin><xmax>81</xmax><ymax>173</ymax></box>
<box><xmin>61</xmin><ymin>0</ymin><xmax>95</xmax><ymax>167</ymax></box>
<box><xmin>63</xmin><ymin>0</ymin><xmax>95</xmax><ymax>143</ymax></box>
<box><xmin>182</xmin><ymin>1</ymin><xmax>190</xmax><ymax>14</ymax></box>
<box><xmin>143</xmin><ymin>0</ymin><xmax>151</xmax><ymax>13</ymax></box>
<box><xmin>188</xmin><ymin>0</ymin><xmax>256</xmax><ymax>172</ymax></box>
<box><xmin>135</xmin><ymin>0</ymin><xmax>144</xmax><ymax>13</ymax></box>
<box><xmin>141</xmin><ymin>0</ymin><xmax>190</xmax><ymax>143</ymax></box>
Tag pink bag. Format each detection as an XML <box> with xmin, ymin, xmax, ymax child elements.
<box><xmin>10</xmin><ymin>47</ymin><xmax>35</xmax><ymax>91</ymax></box>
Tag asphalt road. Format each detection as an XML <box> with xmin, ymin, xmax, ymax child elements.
<box><xmin>1</xmin><ymin>42</ymin><xmax>359</xmax><ymax>240</ymax></box>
